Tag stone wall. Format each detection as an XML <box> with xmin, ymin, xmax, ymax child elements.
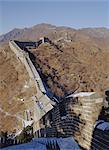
<box><xmin>62</xmin><ymin>93</ymin><xmax>104</xmax><ymax>149</ymax></box>
<box><xmin>53</xmin><ymin>93</ymin><xmax>104</xmax><ymax>149</ymax></box>
<box><xmin>37</xmin><ymin>92</ymin><xmax>109</xmax><ymax>150</ymax></box>
<box><xmin>9</xmin><ymin>41</ymin><xmax>53</xmax><ymax>131</ymax></box>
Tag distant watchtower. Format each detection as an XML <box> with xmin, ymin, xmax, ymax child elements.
<box><xmin>40</xmin><ymin>37</ymin><xmax>50</xmax><ymax>44</ymax></box>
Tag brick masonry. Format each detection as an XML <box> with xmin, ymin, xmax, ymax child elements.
<box><xmin>36</xmin><ymin>92</ymin><xmax>109</xmax><ymax>150</ymax></box>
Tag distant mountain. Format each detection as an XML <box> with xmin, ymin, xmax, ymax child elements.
<box><xmin>0</xmin><ymin>23</ymin><xmax>109</xmax><ymax>49</ymax></box>
<box><xmin>0</xmin><ymin>23</ymin><xmax>75</xmax><ymax>43</ymax></box>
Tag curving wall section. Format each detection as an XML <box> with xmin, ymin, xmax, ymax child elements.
<box><xmin>39</xmin><ymin>92</ymin><xmax>109</xmax><ymax>150</ymax></box>
<box><xmin>9</xmin><ymin>40</ymin><xmax>53</xmax><ymax>130</ymax></box>
<box><xmin>9</xmin><ymin>40</ymin><xmax>109</xmax><ymax>149</ymax></box>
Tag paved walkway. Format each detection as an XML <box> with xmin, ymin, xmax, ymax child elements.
<box><xmin>2</xmin><ymin>141</ymin><xmax>46</xmax><ymax>150</ymax></box>
<box><xmin>2</xmin><ymin>137</ymin><xmax>81</xmax><ymax>150</ymax></box>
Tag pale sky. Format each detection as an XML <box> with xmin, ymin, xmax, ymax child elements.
<box><xmin>0</xmin><ymin>0</ymin><xmax>109</xmax><ymax>35</ymax></box>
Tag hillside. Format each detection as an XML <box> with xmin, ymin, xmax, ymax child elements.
<box><xmin>30</xmin><ymin>41</ymin><xmax>109</xmax><ymax>98</ymax></box>
<box><xmin>0</xmin><ymin>23</ymin><xmax>109</xmax><ymax>133</ymax></box>
<box><xmin>0</xmin><ymin>44</ymin><xmax>36</xmax><ymax>133</ymax></box>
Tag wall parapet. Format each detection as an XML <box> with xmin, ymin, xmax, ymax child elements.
<box><xmin>9</xmin><ymin>40</ymin><xmax>54</xmax><ymax>133</ymax></box>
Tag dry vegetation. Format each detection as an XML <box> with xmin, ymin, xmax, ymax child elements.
<box><xmin>0</xmin><ymin>44</ymin><xmax>36</xmax><ymax>133</ymax></box>
<box><xmin>30</xmin><ymin>41</ymin><xmax>109</xmax><ymax>98</ymax></box>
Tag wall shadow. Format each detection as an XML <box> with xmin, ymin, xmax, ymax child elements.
<box><xmin>90</xmin><ymin>106</ymin><xmax>109</xmax><ymax>150</ymax></box>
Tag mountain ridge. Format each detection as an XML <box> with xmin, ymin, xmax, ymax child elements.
<box><xmin>0</xmin><ymin>23</ymin><xmax>109</xmax><ymax>48</ymax></box>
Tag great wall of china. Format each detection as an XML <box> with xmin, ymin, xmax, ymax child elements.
<box><xmin>9</xmin><ymin>40</ymin><xmax>54</xmax><ymax>127</ymax></box>
<box><xmin>0</xmin><ymin>39</ymin><xmax>109</xmax><ymax>149</ymax></box>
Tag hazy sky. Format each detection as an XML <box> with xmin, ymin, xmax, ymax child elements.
<box><xmin>0</xmin><ymin>0</ymin><xmax>109</xmax><ymax>35</ymax></box>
